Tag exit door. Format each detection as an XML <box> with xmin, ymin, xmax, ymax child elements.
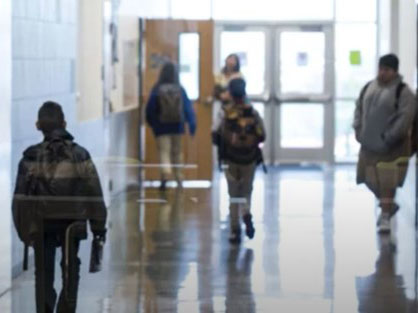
<box><xmin>143</xmin><ymin>19</ymin><xmax>214</xmax><ymax>180</ymax></box>
<box><xmin>216</xmin><ymin>23</ymin><xmax>334</xmax><ymax>164</ymax></box>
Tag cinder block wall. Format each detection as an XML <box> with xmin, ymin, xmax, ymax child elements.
<box><xmin>11</xmin><ymin>0</ymin><xmax>140</xmax><ymax>276</ymax></box>
<box><xmin>11</xmin><ymin>0</ymin><xmax>107</xmax><ymax>275</ymax></box>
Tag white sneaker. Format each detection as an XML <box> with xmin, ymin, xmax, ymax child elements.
<box><xmin>378</xmin><ymin>214</ymin><xmax>391</xmax><ymax>234</ymax></box>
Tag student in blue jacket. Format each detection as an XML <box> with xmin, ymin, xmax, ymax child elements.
<box><xmin>146</xmin><ymin>62</ymin><xmax>196</xmax><ymax>190</ymax></box>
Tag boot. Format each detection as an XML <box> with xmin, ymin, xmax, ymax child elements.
<box><xmin>243</xmin><ymin>214</ymin><xmax>255</xmax><ymax>239</ymax></box>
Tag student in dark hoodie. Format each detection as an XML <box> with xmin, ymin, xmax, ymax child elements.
<box><xmin>146</xmin><ymin>62</ymin><xmax>196</xmax><ymax>190</ymax></box>
<box><xmin>12</xmin><ymin>101</ymin><xmax>107</xmax><ymax>313</ymax></box>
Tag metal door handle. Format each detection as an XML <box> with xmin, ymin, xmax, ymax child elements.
<box><xmin>277</xmin><ymin>94</ymin><xmax>333</xmax><ymax>103</ymax></box>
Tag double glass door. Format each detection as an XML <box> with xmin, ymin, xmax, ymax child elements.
<box><xmin>216</xmin><ymin>24</ymin><xmax>334</xmax><ymax>164</ymax></box>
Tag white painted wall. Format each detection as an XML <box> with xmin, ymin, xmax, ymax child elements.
<box><xmin>77</xmin><ymin>0</ymin><xmax>104</xmax><ymax>121</ymax></box>
<box><xmin>387</xmin><ymin>0</ymin><xmax>417</xmax><ymax>87</ymax></box>
<box><xmin>378</xmin><ymin>0</ymin><xmax>391</xmax><ymax>55</ymax></box>
<box><xmin>398</xmin><ymin>0</ymin><xmax>417</xmax><ymax>88</ymax></box>
<box><xmin>118</xmin><ymin>0</ymin><xmax>142</xmax><ymax>16</ymax></box>
<box><xmin>119</xmin><ymin>0</ymin><xmax>170</xmax><ymax>18</ymax></box>
<box><xmin>394</xmin><ymin>0</ymin><xmax>417</xmax><ymax>286</ymax></box>
<box><xmin>110</xmin><ymin>15</ymin><xmax>140</xmax><ymax>113</ymax></box>
<box><xmin>388</xmin><ymin>0</ymin><xmax>417</xmax><ymax>230</ymax></box>
<box><xmin>0</xmin><ymin>0</ymin><xmax>12</xmax><ymax>298</ymax></box>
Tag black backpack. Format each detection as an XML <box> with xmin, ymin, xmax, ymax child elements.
<box><xmin>157</xmin><ymin>84</ymin><xmax>184</xmax><ymax>123</ymax></box>
<box><xmin>359</xmin><ymin>81</ymin><xmax>417</xmax><ymax>155</ymax></box>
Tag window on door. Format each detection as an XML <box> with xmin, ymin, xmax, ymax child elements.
<box><xmin>280</xmin><ymin>103</ymin><xmax>324</xmax><ymax>149</ymax></box>
<box><xmin>220</xmin><ymin>31</ymin><xmax>267</xmax><ymax>96</ymax></box>
<box><xmin>279</xmin><ymin>31</ymin><xmax>326</xmax><ymax>95</ymax></box>
<box><xmin>179</xmin><ymin>33</ymin><xmax>200</xmax><ymax>100</ymax></box>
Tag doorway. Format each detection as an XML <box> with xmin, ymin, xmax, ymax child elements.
<box><xmin>142</xmin><ymin>19</ymin><xmax>215</xmax><ymax>181</ymax></box>
<box><xmin>215</xmin><ymin>23</ymin><xmax>335</xmax><ymax>164</ymax></box>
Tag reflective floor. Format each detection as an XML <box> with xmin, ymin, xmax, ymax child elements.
<box><xmin>1</xmin><ymin>166</ymin><xmax>417</xmax><ymax>313</ymax></box>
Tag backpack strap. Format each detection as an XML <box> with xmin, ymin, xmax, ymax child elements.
<box><xmin>360</xmin><ymin>81</ymin><xmax>406</xmax><ymax>110</ymax></box>
<box><xmin>359</xmin><ymin>81</ymin><xmax>372</xmax><ymax>104</ymax></box>
<box><xmin>394</xmin><ymin>82</ymin><xmax>406</xmax><ymax>110</ymax></box>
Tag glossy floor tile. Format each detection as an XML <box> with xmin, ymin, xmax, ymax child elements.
<box><xmin>1</xmin><ymin>166</ymin><xmax>417</xmax><ymax>313</ymax></box>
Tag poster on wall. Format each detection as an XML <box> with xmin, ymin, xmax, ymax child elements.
<box><xmin>123</xmin><ymin>40</ymin><xmax>139</xmax><ymax>108</ymax></box>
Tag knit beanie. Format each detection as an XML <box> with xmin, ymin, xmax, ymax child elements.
<box><xmin>379</xmin><ymin>54</ymin><xmax>399</xmax><ymax>72</ymax></box>
<box><xmin>228</xmin><ymin>78</ymin><xmax>246</xmax><ymax>98</ymax></box>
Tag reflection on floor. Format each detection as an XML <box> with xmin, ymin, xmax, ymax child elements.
<box><xmin>1</xmin><ymin>166</ymin><xmax>417</xmax><ymax>313</ymax></box>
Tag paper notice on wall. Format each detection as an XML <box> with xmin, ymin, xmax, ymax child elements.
<box><xmin>297</xmin><ymin>52</ymin><xmax>309</xmax><ymax>66</ymax></box>
<box><xmin>123</xmin><ymin>40</ymin><xmax>139</xmax><ymax>108</ymax></box>
<box><xmin>350</xmin><ymin>50</ymin><xmax>362</xmax><ymax>65</ymax></box>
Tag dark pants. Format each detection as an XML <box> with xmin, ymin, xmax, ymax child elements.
<box><xmin>225</xmin><ymin>162</ymin><xmax>256</xmax><ymax>230</ymax></box>
<box><xmin>34</xmin><ymin>230</ymin><xmax>81</xmax><ymax>313</ymax></box>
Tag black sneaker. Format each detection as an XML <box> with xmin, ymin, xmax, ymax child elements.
<box><xmin>229</xmin><ymin>228</ymin><xmax>241</xmax><ymax>245</ymax></box>
<box><xmin>243</xmin><ymin>214</ymin><xmax>255</xmax><ymax>239</ymax></box>
<box><xmin>159</xmin><ymin>179</ymin><xmax>167</xmax><ymax>191</ymax></box>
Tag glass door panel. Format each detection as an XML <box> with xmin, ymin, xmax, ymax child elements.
<box><xmin>252</xmin><ymin>102</ymin><xmax>265</xmax><ymax>119</ymax></box>
<box><xmin>274</xmin><ymin>25</ymin><xmax>333</xmax><ymax>163</ymax></box>
<box><xmin>335</xmin><ymin>100</ymin><xmax>360</xmax><ymax>162</ymax></box>
<box><xmin>179</xmin><ymin>33</ymin><xmax>200</xmax><ymax>100</ymax></box>
<box><xmin>252</xmin><ymin>101</ymin><xmax>271</xmax><ymax>163</ymax></box>
<box><xmin>335</xmin><ymin>24</ymin><xmax>376</xmax><ymax>98</ymax></box>
<box><xmin>279</xmin><ymin>32</ymin><xmax>325</xmax><ymax>95</ymax></box>
<box><xmin>280</xmin><ymin>103</ymin><xmax>324</xmax><ymax>149</ymax></box>
<box><xmin>219</xmin><ymin>30</ymin><xmax>268</xmax><ymax>97</ymax></box>
<box><xmin>216</xmin><ymin>23</ymin><xmax>334</xmax><ymax>164</ymax></box>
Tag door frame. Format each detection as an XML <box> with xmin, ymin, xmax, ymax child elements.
<box><xmin>142</xmin><ymin>19</ymin><xmax>214</xmax><ymax>181</ymax></box>
<box><xmin>214</xmin><ymin>21</ymin><xmax>335</xmax><ymax>165</ymax></box>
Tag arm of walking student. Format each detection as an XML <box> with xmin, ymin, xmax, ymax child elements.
<box><xmin>11</xmin><ymin>158</ymin><xmax>30</xmax><ymax>242</ymax></box>
<box><xmin>145</xmin><ymin>89</ymin><xmax>158</xmax><ymax>131</ymax></box>
<box><xmin>182</xmin><ymin>88</ymin><xmax>196</xmax><ymax>136</ymax></box>
<box><xmin>255</xmin><ymin>113</ymin><xmax>266</xmax><ymax>143</ymax></box>
<box><xmin>383</xmin><ymin>87</ymin><xmax>416</xmax><ymax>147</ymax></box>
<box><xmin>78</xmin><ymin>152</ymin><xmax>107</xmax><ymax>239</ymax></box>
<box><xmin>353</xmin><ymin>97</ymin><xmax>363</xmax><ymax>143</ymax></box>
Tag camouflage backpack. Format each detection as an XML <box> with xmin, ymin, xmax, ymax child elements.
<box><xmin>220</xmin><ymin>105</ymin><xmax>263</xmax><ymax>164</ymax></box>
<box><xmin>157</xmin><ymin>83</ymin><xmax>184</xmax><ymax>123</ymax></box>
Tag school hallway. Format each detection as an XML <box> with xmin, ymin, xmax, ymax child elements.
<box><xmin>1</xmin><ymin>165</ymin><xmax>417</xmax><ymax>313</ymax></box>
<box><xmin>1</xmin><ymin>1</ymin><xmax>418</xmax><ymax>311</ymax></box>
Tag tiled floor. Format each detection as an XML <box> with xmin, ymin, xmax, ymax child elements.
<box><xmin>1</xmin><ymin>166</ymin><xmax>417</xmax><ymax>313</ymax></box>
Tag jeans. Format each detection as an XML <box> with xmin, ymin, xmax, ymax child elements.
<box><xmin>34</xmin><ymin>229</ymin><xmax>81</xmax><ymax>313</ymax></box>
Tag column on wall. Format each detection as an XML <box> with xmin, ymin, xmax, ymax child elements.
<box><xmin>77</xmin><ymin>0</ymin><xmax>104</xmax><ymax>121</ymax></box>
<box><xmin>0</xmin><ymin>0</ymin><xmax>12</xmax><ymax>297</ymax></box>
<box><xmin>389</xmin><ymin>0</ymin><xmax>417</xmax><ymax>87</ymax></box>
